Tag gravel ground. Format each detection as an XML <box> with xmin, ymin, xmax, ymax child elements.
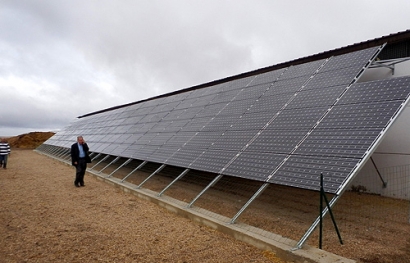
<box><xmin>0</xmin><ymin>149</ymin><xmax>288</xmax><ymax>263</ymax></box>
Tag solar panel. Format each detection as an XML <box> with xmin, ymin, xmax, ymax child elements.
<box><xmin>222</xmin><ymin>152</ymin><xmax>286</xmax><ymax>181</ymax></box>
<box><xmin>190</xmin><ymin>149</ymin><xmax>238</xmax><ymax>173</ymax></box>
<box><xmin>268</xmin><ymin>155</ymin><xmax>359</xmax><ymax>192</ymax></box>
<box><xmin>268</xmin><ymin>76</ymin><xmax>410</xmax><ymax>192</ymax></box>
<box><xmin>42</xmin><ymin>45</ymin><xmax>408</xmax><ymax>196</ymax></box>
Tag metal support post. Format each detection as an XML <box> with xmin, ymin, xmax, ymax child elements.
<box><xmin>137</xmin><ymin>164</ymin><xmax>166</xmax><ymax>188</ymax></box>
<box><xmin>371</xmin><ymin>157</ymin><xmax>387</xmax><ymax>187</ymax></box>
<box><xmin>320</xmin><ymin>175</ymin><xmax>343</xmax><ymax>248</ymax></box>
<box><xmin>60</xmin><ymin>152</ymin><xmax>71</xmax><ymax>161</ymax></box>
<box><xmin>98</xmin><ymin>156</ymin><xmax>120</xmax><ymax>174</ymax></box>
<box><xmin>296</xmin><ymin>174</ymin><xmax>342</xmax><ymax>249</ymax></box>
<box><xmin>91</xmin><ymin>153</ymin><xmax>102</xmax><ymax>162</ymax></box>
<box><xmin>121</xmin><ymin>160</ymin><xmax>148</xmax><ymax>182</ymax></box>
<box><xmin>230</xmin><ymin>183</ymin><xmax>269</xmax><ymax>224</ymax></box>
<box><xmin>188</xmin><ymin>174</ymin><xmax>223</xmax><ymax>208</ymax></box>
<box><xmin>90</xmin><ymin>155</ymin><xmax>110</xmax><ymax>169</ymax></box>
<box><xmin>55</xmin><ymin>148</ymin><xmax>67</xmax><ymax>158</ymax></box>
<box><xmin>107</xmin><ymin>158</ymin><xmax>132</xmax><ymax>178</ymax></box>
<box><xmin>158</xmin><ymin>168</ymin><xmax>190</xmax><ymax>197</ymax></box>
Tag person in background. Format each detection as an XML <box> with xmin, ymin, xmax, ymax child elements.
<box><xmin>0</xmin><ymin>138</ymin><xmax>11</xmax><ymax>169</ymax></box>
<box><xmin>70</xmin><ymin>136</ymin><xmax>91</xmax><ymax>187</ymax></box>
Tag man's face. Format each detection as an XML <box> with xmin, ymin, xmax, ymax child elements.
<box><xmin>77</xmin><ymin>137</ymin><xmax>84</xmax><ymax>144</ymax></box>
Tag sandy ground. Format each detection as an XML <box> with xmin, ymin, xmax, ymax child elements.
<box><xmin>3</xmin><ymin>149</ymin><xmax>410</xmax><ymax>263</ymax></box>
<box><xmin>0</xmin><ymin>149</ymin><xmax>287</xmax><ymax>263</ymax></box>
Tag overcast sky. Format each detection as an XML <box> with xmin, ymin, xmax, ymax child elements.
<box><xmin>0</xmin><ymin>0</ymin><xmax>409</xmax><ymax>136</ymax></box>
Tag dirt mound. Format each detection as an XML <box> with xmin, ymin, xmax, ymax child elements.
<box><xmin>7</xmin><ymin>131</ymin><xmax>55</xmax><ymax>149</ymax></box>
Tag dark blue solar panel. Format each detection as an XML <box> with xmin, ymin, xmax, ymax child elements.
<box><xmin>190</xmin><ymin>149</ymin><xmax>237</xmax><ymax>173</ymax></box>
<box><xmin>132</xmin><ymin>145</ymin><xmax>159</xmax><ymax>159</ymax></box>
<box><xmin>314</xmin><ymin>101</ymin><xmax>404</xmax><ymax>130</ymax></box>
<box><xmin>340</xmin><ymin>76</ymin><xmax>410</xmax><ymax>105</ymax></box>
<box><xmin>165</xmin><ymin>147</ymin><xmax>203</xmax><ymax>167</ymax></box>
<box><xmin>294</xmin><ymin>130</ymin><xmax>380</xmax><ymax>158</ymax></box>
<box><xmin>222</xmin><ymin>152</ymin><xmax>286</xmax><ymax>181</ymax></box>
<box><xmin>148</xmin><ymin>146</ymin><xmax>179</xmax><ymax>163</ymax></box>
<box><xmin>233</xmin><ymin>83</ymin><xmax>271</xmax><ymax>101</ymax></box>
<box><xmin>320</xmin><ymin>46</ymin><xmax>380</xmax><ymax>71</ymax></box>
<box><xmin>244</xmin><ymin>129</ymin><xmax>308</xmax><ymax>154</ymax></box>
<box><xmin>200</xmin><ymin>116</ymin><xmax>237</xmax><ymax>131</ymax></box>
<box><xmin>210</xmin><ymin>130</ymin><xmax>254</xmax><ymax>152</ymax></box>
<box><xmin>268</xmin><ymin>155</ymin><xmax>359</xmax><ymax>192</ymax></box>
<box><xmin>249</xmin><ymin>69</ymin><xmax>286</xmax><ymax>86</ymax></box>
<box><xmin>264</xmin><ymin>76</ymin><xmax>310</xmax><ymax>96</ymax></box>
<box><xmin>44</xmin><ymin>45</ymin><xmax>404</xmax><ymax>195</ymax></box>
<box><xmin>303</xmin><ymin>68</ymin><xmax>359</xmax><ymax>89</ymax></box>
<box><xmin>222</xmin><ymin>76</ymin><xmax>255</xmax><ymax>91</ymax></box>
<box><xmin>265</xmin><ymin>106</ymin><xmax>328</xmax><ymax>130</ymax></box>
<box><xmin>281</xmin><ymin>59</ymin><xmax>325</xmax><ymax>79</ymax></box>
<box><xmin>286</xmin><ymin>85</ymin><xmax>347</xmax><ymax>109</ymax></box>
<box><xmin>184</xmin><ymin>131</ymin><xmax>223</xmax><ymax>149</ymax></box>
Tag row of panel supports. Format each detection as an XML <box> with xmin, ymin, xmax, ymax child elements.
<box><xmin>36</xmin><ymin>144</ymin><xmax>337</xmax><ymax>250</ymax></box>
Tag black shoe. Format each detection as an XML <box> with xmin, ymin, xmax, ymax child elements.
<box><xmin>80</xmin><ymin>184</ymin><xmax>85</xmax><ymax>187</ymax></box>
<box><xmin>75</xmin><ymin>185</ymin><xmax>80</xmax><ymax>187</ymax></box>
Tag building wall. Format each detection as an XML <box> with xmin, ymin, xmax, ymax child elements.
<box><xmin>351</xmin><ymin>60</ymin><xmax>410</xmax><ymax>199</ymax></box>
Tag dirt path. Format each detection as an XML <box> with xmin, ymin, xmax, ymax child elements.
<box><xmin>0</xmin><ymin>149</ymin><xmax>285</xmax><ymax>263</ymax></box>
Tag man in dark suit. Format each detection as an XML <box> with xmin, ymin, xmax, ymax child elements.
<box><xmin>71</xmin><ymin>136</ymin><xmax>91</xmax><ymax>187</ymax></box>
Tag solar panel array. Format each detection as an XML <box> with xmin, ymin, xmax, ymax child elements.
<box><xmin>43</xmin><ymin>45</ymin><xmax>410</xmax><ymax>193</ymax></box>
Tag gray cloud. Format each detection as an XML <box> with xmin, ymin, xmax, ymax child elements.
<box><xmin>0</xmin><ymin>0</ymin><xmax>409</xmax><ymax>136</ymax></box>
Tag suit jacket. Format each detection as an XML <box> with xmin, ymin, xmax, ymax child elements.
<box><xmin>71</xmin><ymin>142</ymin><xmax>91</xmax><ymax>166</ymax></box>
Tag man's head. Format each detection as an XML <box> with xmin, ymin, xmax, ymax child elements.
<box><xmin>77</xmin><ymin>136</ymin><xmax>84</xmax><ymax>144</ymax></box>
<box><xmin>1</xmin><ymin>138</ymin><xmax>6</xmax><ymax>143</ymax></box>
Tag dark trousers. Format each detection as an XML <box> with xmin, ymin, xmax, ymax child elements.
<box><xmin>0</xmin><ymin>155</ymin><xmax>7</xmax><ymax>168</ymax></box>
<box><xmin>74</xmin><ymin>158</ymin><xmax>87</xmax><ymax>186</ymax></box>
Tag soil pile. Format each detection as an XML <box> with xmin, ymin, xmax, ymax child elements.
<box><xmin>6</xmin><ymin>131</ymin><xmax>55</xmax><ymax>149</ymax></box>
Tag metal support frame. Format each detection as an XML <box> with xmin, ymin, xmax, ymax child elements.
<box><xmin>121</xmin><ymin>160</ymin><xmax>148</xmax><ymax>182</ymax></box>
<box><xmin>188</xmin><ymin>174</ymin><xmax>224</xmax><ymax>208</ymax></box>
<box><xmin>107</xmin><ymin>158</ymin><xmax>132</xmax><ymax>178</ymax></box>
<box><xmin>49</xmin><ymin>147</ymin><xmax>61</xmax><ymax>157</ymax></box>
<box><xmin>369</xmin><ymin>57</ymin><xmax>410</xmax><ymax>75</ymax></box>
<box><xmin>91</xmin><ymin>153</ymin><xmax>102</xmax><ymax>162</ymax></box>
<box><xmin>292</xmin><ymin>46</ymin><xmax>389</xmax><ymax>249</ymax></box>
<box><xmin>230</xmin><ymin>182</ymin><xmax>270</xmax><ymax>224</ymax></box>
<box><xmin>55</xmin><ymin>148</ymin><xmax>68</xmax><ymax>158</ymax></box>
<box><xmin>158</xmin><ymin>168</ymin><xmax>190</xmax><ymax>197</ymax></box>
<box><xmin>295</xmin><ymin>193</ymin><xmax>341</xmax><ymax>249</ymax></box>
<box><xmin>370</xmin><ymin>157</ymin><xmax>388</xmax><ymax>187</ymax></box>
<box><xmin>137</xmin><ymin>164</ymin><xmax>166</xmax><ymax>189</ymax></box>
<box><xmin>318</xmin><ymin>174</ymin><xmax>343</xmax><ymax>249</ymax></box>
<box><xmin>49</xmin><ymin>146</ymin><xmax>61</xmax><ymax>156</ymax></box>
<box><xmin>60</xmin><ymin>152</ymin><xmax>71</xmax><ymax>161</ymax></box>
<box><xmin>39</xmin><ymin>145</ymin><xmax>48</xmax><ymax>153</ymax></box>
<box><xmin>90</xmin><ymin>154</ymin><xmax>110</xmax><ymax>169</ymax></box>
<box><xmin>98</xmin><ymin>156</ymin><xmax>120</xmax><ymax>174</ymax></box>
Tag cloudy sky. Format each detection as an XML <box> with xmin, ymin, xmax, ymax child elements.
<box><xmin>0</xmin><ymin>0</ymin><xmax>409</xmax><ymax>136</ymax></box>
